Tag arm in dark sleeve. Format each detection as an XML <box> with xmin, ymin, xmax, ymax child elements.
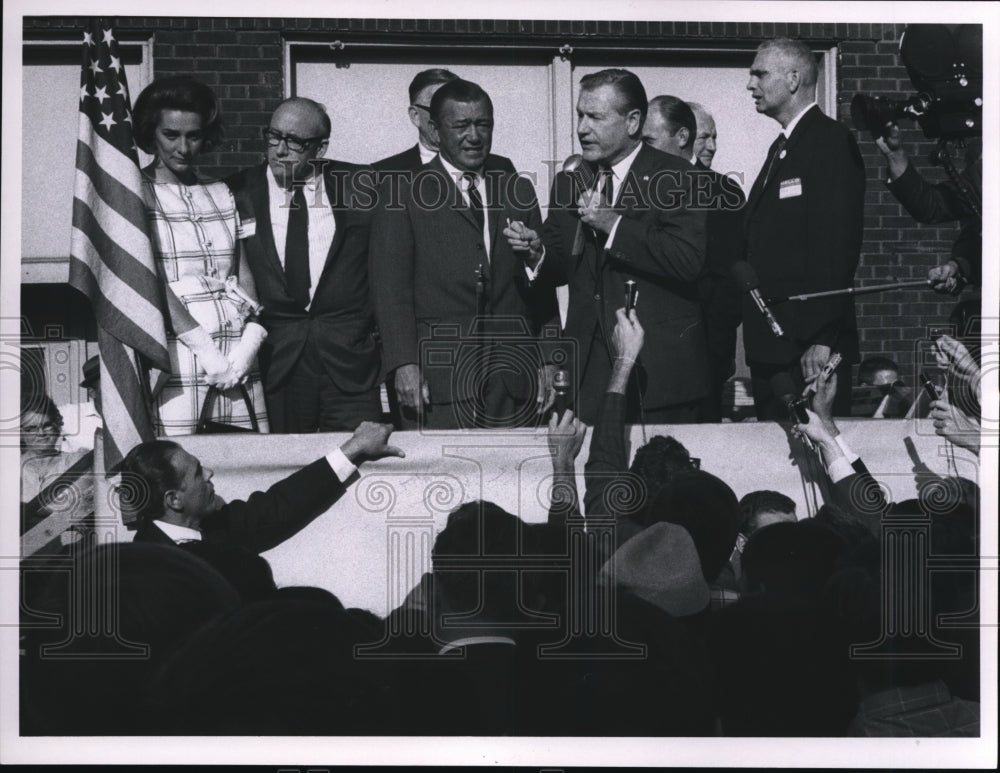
<box><xmin>584</xmin><ymin>391</ymin><xmax>629</xmax><ymax>516</ymax></box>
<box><xmin>205</xmin><ymin>458</ymin><xmax>349</xmax><ymax>554</ymax></box>
<box><xmin>538</xmin><ymin>172</ymin><xmax>578</xmax><ymax>287</ymax></box>
<box><xmin>607</xmin><ymin>171</ymin><xmax>707</xmax><ymax>283</ymax></box>
<box><xmin>825</xmin><ymin>464</ymin><xmax>887</xmax><ymax>539</ymax></box>
<box><xmin>369</xmin><ymin>177</ymin><xmax>419</xmax><ymax>374</ymax></box>
<box><xmin>887</xmin><ymin>163</ymin><xmax>969</xmax><ymax>224</ymax></box>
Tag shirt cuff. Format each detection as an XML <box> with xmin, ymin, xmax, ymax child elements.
<box><xmin>834</xmin><ymin>434</ymin><xmax>859</xmax><ymax>463</ymax></box>
<box><xmin>325</xmin><ymin>447</ymin><xmax>358</xmax><ymax>482</ymax></box>
<box><xmin>524</xmin><ymin>247</ymin><xmax>546</xmax><ymax>281</ymax></box>
<box><xmin>604</xmin><ymin>215</ymin><xmax>623</xmax><ymax>249</ymax></box>
<box><xmin>827</xmin><ymin>457</ymin><xmax>855</xmax><ymax>484</ymax></box>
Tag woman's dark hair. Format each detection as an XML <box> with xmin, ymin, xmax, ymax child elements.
<box><xmin>132</xmin><ymin>75</ymin><xmax>223</xmax><ymax>154</ymax></box>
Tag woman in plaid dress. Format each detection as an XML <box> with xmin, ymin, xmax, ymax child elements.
<box><xmin>134</xmin><ymin>76</ymin><xmax>269</xmax><ymax>434</ymax></box>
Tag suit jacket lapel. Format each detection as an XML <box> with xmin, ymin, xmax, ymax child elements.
<box><xmin>431</xmin><ymin>156</ymin><xmax>483</xmax><ymax>236</ymax></box>
<box><xmin>747</xmin><ymin>105</ymin><xmax>820</xmax><ymax>214</ymax></box>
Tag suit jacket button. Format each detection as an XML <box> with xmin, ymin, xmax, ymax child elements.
<box><xmin>594</xmin><ymin>293</ymin><xmax>601</xmax><ymax>301</ymax></box>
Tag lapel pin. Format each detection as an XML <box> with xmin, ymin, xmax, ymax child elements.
<box><xmin>642</xmin><ymin>175</ymin><xmax>650</xmax><ymax>181</ymax></box>
<box><xmin>779</xmin><ymin>149</ymin><xmax>787</xmax><ymax>159</ymax></box>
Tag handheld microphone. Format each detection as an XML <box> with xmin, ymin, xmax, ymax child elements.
<box><xmin>771</xmin><ymin>372</ymin><xmax>810</xmax><ymax>424</ymax></box>
<box><xmin>732</xmin><ymin>262</ymin><xmax>786</xmax><ymax>339</ymax></box>
<box><xmin>552</xmin><ymin>369</ymin><xmax>572</xmax><ymax>422</ymax></box>
<box><xmin>624</xmin><ymin>280</ymin><xmax>638</xmax><ymax>314</ymax></box>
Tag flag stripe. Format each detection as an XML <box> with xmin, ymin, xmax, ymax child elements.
<box><xmin>96</xmin><ymin>329</ymin><xmax>147</xmax><ymax>464</ymax></box>
<box><xmin>68</xmin><ymin>241</ymin><xmax>169</xmax><ymax>367</ymax></box>
<box><xmin>74</xmin><ymin>133</ymin><xmax>149</xmax><ymax>237</ymax></box>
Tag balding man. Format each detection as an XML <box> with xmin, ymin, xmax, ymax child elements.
<box><xmin>641</xmin><ymin>95</ymin><xmax>698</xmax><ymax>161</ymax></box>
<box><xmin>743</xmin><ymin>38</ymin><xmax>864</xmax><ymax>419</ymax></box>
<box><xmin>227</xmin><ymin>98</ymin><xmax>382</xmax><ymax>432</ymax></box>
<box><xmin>686</xmin><ymin>102</ymin><xmax>718</xmax><ymax>170</ymax></box>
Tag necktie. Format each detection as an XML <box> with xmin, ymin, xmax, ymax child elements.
<box><xmin>463</xmin><ymin>172</ymin><xmax>486</xmax><ymax>233</ymax></box>
<box><xmin>600</xmin><ymin>167</ymin><xmax>614</xmax><ymax>206</ymax></box>
<box><xmin>761</xmin><ymin>133</ymin><xmax>787</xmax><ymax>189</ymax></box>
<box><xmin>284</xmin><ymin>183</ymin><xmax>311</xmax><ymax>309</ymax></box>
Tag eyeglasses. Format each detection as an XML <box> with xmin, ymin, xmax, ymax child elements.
<box><xmin>411</xmin><ymin>104</ymin><xmax>432</xmax><ymax>114</ymax></box>
<box><xmin>22</xmin><ymin>420</ymin><xmax>59</xmax><ymax>434</ymax></box>
<box><xmin>262</xmin><ymin>128</ymin><xmax>326</xmax><ymax>153</ymax></box>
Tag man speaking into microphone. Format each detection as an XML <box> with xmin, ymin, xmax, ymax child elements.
<box><xmin>506</xmin><ymin>68</ymin><xmax>708</xmax><ymax>424</ymax></box>
<box><xmin>743</xmin><ymin>38</ymin><xmax>865</xmax><ymax>419</ymax></box>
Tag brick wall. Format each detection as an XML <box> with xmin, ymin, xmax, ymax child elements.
<box><xmin>24</xmin><ymin>16</ymin><xmax>978</xmax><ymax>382</ymax></box>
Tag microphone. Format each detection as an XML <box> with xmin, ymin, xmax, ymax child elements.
<box><xmin>770</xmin><ymin>372</ymin><xmax>810</xmax><ymax>424</ymax></box>
<box><xmin>732</xmin><ymin>262</ymin><xmax>786</xmax><ymax>339</ymax></box>
<box><xmin>564</xmin><ymin>155</ymin><xmax>596</xmax><ymax>258</ymax></box>
<box><xmin>552</xmin><ymin>369</ymin><xmax>572</xmax><ymax>422</ymax></box>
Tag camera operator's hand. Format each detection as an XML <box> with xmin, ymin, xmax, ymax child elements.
<box><xmin>927</xmin><ymin>261</ymin><xmax>966</xmax><ymax>295</ymax></box>
<box><xmin>395</xmin><ymin>363</ymin><xmax>430</xmax><ymax>414</ymax></box>
<box><xmin>874</xmin><ymin>122</ymin><xmax>909</xmax><ymax>180</ymax></box>
<box><xmin>608</xmin><ymin>308</ymin><xmax>643</xmax><ymax>394</ymax></box>
<box><xmin>930</xmin><ymin>395</ymin><xmax>980</xmax><ymax>456</ymax></box>
<box><xmin>809</xmin><ymin>368</ymin><xmax>839</xmax><ymax>436</ymax></box>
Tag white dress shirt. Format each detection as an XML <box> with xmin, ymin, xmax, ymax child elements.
<box><xmin>604</xmin><ymin>140</ymin><xmax>645</xmax><ymax>249</ymax></box>
<box><xmin>266</xmin><ymin>165</ymin><xmax>337</xmax><ymax>310</ymax></box>
<box><xmin>438</xmin><ymin>154</ymin><xmax>492</xmax><ymax>261</ymax></box>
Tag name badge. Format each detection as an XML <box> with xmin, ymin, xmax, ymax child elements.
<box><xmin>236</xmin><ymin>217</ymin><xmax>256</xmax><ymax>239</ymax></box>
<box><xmin>779</xmin><ymin>178</ymin><xmax>803</xmax><ymax>199</ymax></box>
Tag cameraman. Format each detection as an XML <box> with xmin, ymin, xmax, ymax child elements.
<box><xmin>875</xmin><ymin>123</ymin><xmax>982</xmax><ymax>293</ymax></box>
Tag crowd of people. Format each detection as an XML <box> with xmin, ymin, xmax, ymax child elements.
<box><xmin>19</xmin><ymin>33</ymin><xmax>985</xmax><ymax>739</ymax></box>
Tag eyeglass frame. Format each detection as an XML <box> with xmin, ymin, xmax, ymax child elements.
<box><xmin>261</xmin><ymin>128</ymin><xmax>328</xmax><ymax>153</ymax></box>
<box><xmin>410</xmin><ymin>103</ymin><xmax>432</xmax><ymax>114</ymax></box>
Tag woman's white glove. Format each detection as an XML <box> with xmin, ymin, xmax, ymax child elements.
<box><xmin>178</xmin><ymin>326</ymin><xmax>239</xmax><ymax>389</ymax></box>
<box><xmin>227</xmin><ymin>321</ymin><xmax>267</xmax><ymax>384</ymax></box>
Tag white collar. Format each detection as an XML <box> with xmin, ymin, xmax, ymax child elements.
<box><xmin>418</xmin><ymin>141</ymin><xmax>437</xmax><ymax>164</ymax></box>
<box><xmin>781</xmin><ymin>101</ymin><xmax>818</xmax><ymax>137</ymax></box>
<box><xmin>155</xmin><ymin>519</ymin><xmax>202</xmax><ymax>543</ymax></box>
<box><xmin>607</xmin><ymin>140</ymin><xmax>644</xmax><ymax>183</ymax></box>
<box><xmin>265</xmin><ymin>163</ymin><xmax>324</xmax><ymax>194</ymax></box>
<box><xmin>437</xmin><ymin>153</ymin><xmax>482</xmax><ymax>187</ymax></box>
<box><xmin>438</xmin><ymin>635</ymin><xmax>517</xmax><ymax>655</ymax></box>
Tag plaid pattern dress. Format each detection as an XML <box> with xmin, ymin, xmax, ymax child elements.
<box><xmin>143</xmin><ymin>177</ymin><xmax>269</xmax><ymax>435</ymax></box>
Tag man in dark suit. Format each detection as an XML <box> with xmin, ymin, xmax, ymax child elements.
<box><xmin>125</xmin><ymin>421</ymin><xmax>403</xmax><ymax>589</ymax></box>
<box><xmin>372</xmin><ymin>68</ymin><xmax>459</xmax><ymax>175</ymax></box>
<box><xmin>227</xmin><ymin>97</ymin><xmax>382</xmax><ymax>432</ymax></box>
<box><xmin>370</xmin><ymin>79</ymin><xmax>559</xmax><ymax>430</ymax></box>
<box><xmin>641</xmin><ymin>96</ymin><xmax>748</xmax><ymax>421</ymax></box>
<box><xmin>508</xmin><ymin>69</ymin><xmax>709</xmax><ymax>425</ymax></box>
<box><xmin>743</xmin><ymin>38</ymin><xmax>865</xmax><ymax>419</ymax></box>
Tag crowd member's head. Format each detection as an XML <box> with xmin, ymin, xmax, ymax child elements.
<box><xmin>80</xmin><ymin>355</ymin><xmax>101</xmax><ymax>408</ymax></box>
<box><xmin>429</xmin><ymin>79</ymin><xmax>494</xmax><ymax>174</ymax></box>
<box><xmin>576</xmin><ymin>68</ymin><xmax>647</xmax><ymax>166</ymax></box>
<box><xmin>120</xmin><ymin>439</ymin><xmax>217</xmax><ymax>529</ymax></box>
<box><xmin>739</xmin><ymin>489</ymin><xmax>797</xmax><ymax>536</ymax></box>
<box><xmin>748</xmin><ymin>38</ymin><xmax>819</xmax><ymax>126</ymax></box>
<box><xmin>407</xmin><ymin>68</ymin><xmax>459</xmax><ymax>151</ymax></box>
<box><xmin>21</xmin><ymin>543</ymin><xmax>240</xmax><ymax>734</ymax></box>
<box><xmin>949</xmin><ymin>298</ymin><xmax>982</xmax><ymax>363</ymax></box>
<box><xmin>741</xmin><ymin>519</ymin><xmax>845</xmax><ymax>599</ymax></box>
<box><xmin>858</xmin><ymin>356</ymin><xmax>901</xmax><ymax>389</ymax></box>
<box><xmin>686</xmin><ymin>102</ymin><xmax>718</xmax><ymax>168</ymax></box>
<box><xmin>149</xmin><ymin>599</ymin><xmax>395</xmax><ymax>735</ymax></box>
<box><xmin>627</xmin><ymin>434</ymin><xmax>697</xmax><ymax>510</ymax></box>
<box><xmin>20</xmin><ymin>392</ymin><xmax>63</xmax><ymax>457</ymax></box>
<box><xmin>640</xmin><ymin>469</ymin><xmax>741</xmax><ymax>582</ymax></box>
<box><xmin>264</xmin><ymin>97</ymin><xmax>331</xmax><ymax>189</ymax></box>
<box><xmin>431</xmin><ymin>501</ymin><xmax>542</xmax><ymax>635</ymax></box>
<box><xmin>133</xmin><ymin>76</ymin><xmax>223</xmax><ymax>184</ymax></box>
<box><xmin>642</xmin><ymin>95</ymin><xmax>697</xmax><ymax>159</ymax></box>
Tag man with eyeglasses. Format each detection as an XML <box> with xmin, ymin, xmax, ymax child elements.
<box><xmin>227</xmin><ymin>97</ymin><xmax>382</xmax><ymax>432</ymax></box>
<box><xmin>372</xmin><ymin>69</ymin><xmax>459</xmax><ymax>175</ymax></box>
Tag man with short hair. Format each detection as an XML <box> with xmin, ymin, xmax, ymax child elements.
<box><xmin>686</xmin><ymin>102</ymin><xmax>718</xmax><ymax>169</ymax></box>
<box><xmin>372</xmin><ymin>68</ymin><xmax>459</xmax><ymax>173</ymax></box>
<box><xmin>126</xmin><ymin>421</ymin><xmax>402</xmax><ymax>554</ymax></box>
<box><xmin>227</xmin><ymin>98</ymin><xmax>382</xmax><ymax>432</ymax></box>
<box><xmin>509</xmin><ymin>69</ymin><xmax>709</xmax><ymax>424</ymax></box>
<box><xmin>641</xmin><ymin>95</ymin><xmax>697</xmax><ymax>161</ymax></box>
<box><xmin>742</xmin><ymin>38</ymin><xmax>865</xmax><ymax>419</ymax></box>
<box><xmin>370</xmin><ymin>79</ymin><xmax>558</xmax><ymax>429</ymax></box>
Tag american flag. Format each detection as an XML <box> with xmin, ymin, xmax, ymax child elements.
<box><xmin>68</xmin><ymin>20</ymin><xmax>170</xmax><ymax>472</ymax></box>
